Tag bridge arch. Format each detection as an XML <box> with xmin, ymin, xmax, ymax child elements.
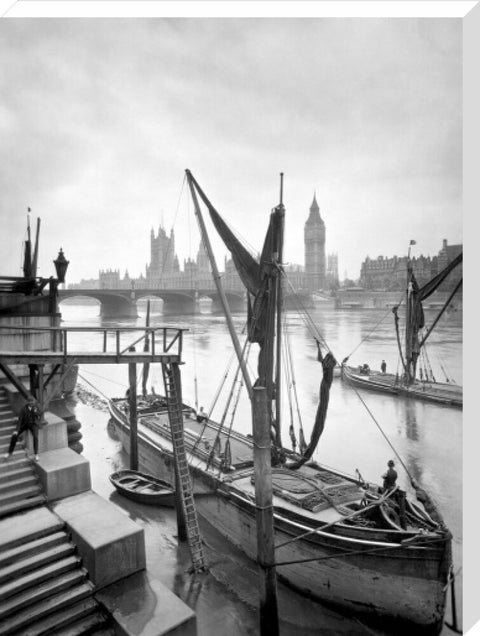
<box><xmin>135</xmin><ymin>291</ymin><xmax>195</xmax><ymax>316</ymax></box>
<box><xmin>59</xmin><ymin>290</ymin><xmax>138</xmax><ymax>318</ymax></box>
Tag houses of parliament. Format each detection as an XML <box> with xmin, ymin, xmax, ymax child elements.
<box><xmin>73</xmin><ymin>196</ymin><xmax>338</xmax><ymax>293</ymax></box>
<box><xmin>70</xmin><ymin>195</ymin><xmax>461</xmax><ymax>294</ymax></box>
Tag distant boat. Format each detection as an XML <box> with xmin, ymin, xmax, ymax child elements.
<box><xmin>342</xmin><ymin>250</ymin><xmax>462</xmax><ymax>408</ymax></box>
<box><xmin>109</xmin><ymin>469</ymin><xmax>175</xmax><ymax>506</ymax></box>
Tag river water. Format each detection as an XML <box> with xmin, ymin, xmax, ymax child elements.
<box><xmin>60</xmin><ymin>300</ymin><xmax>463</xmax><ymax>635</ymax></box>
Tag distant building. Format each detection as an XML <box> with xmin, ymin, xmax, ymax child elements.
<box><xmin>436</xmin><ymin>239</ymin><xmax>462</xmax><ymax>287</ymax></box>
<box><xmin>360</xmin><ymin>240</ymin><xmax>462</xmax><ymax>291</ymax></box>
<box><xmin>304</xmin><ymin>194</ymin><xmax>326</xmax><ymax>292</ymax></box>
<box><xmin>146</xmin><ymin>225</ymin><xmax>179</xmax><ymax>286</ymax></box>
<box><xmin>70</xmin><ymin>197</ymin><xmax>337</xmax><ymax>294</ymax></box>
<box><xmin>99</xmin><ymin>268</ymin><xmax>121</xmax><ymax>289</ymax></box>
<box><xmin>326</xmin><ymin>253</ymin><xmax>339</xmax><ymax>290</ymax></box>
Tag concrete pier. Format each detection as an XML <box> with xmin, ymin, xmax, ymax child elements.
<box><xmin>52</xmin><ymin>491</ymin><xmax>146</xmax><ymax>589</ymax></box>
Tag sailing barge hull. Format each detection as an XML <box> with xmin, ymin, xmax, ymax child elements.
<box><xmin>341</xmin><ymin>365</ymin><xmax>462</xmax><ymax>408</ymax></box>
<box><xmin>109</xmin><ymin>401</ymin><xmax>449</xmax><ymax>634</ymax></box>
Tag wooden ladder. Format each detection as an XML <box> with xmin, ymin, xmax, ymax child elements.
<box><xmin>161</xmin><ymin>362</ymin><xmax>207</xmax><ymax>572</ymax></box>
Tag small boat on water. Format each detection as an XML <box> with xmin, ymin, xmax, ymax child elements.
<box><xmin>341</xmin><ymin>364</ymin><xmax>462</xmax><ymax>407</ymax></box>
<box><xmin>109</xmin><ymin>170</ymin><xmax>454</xmax><ymax>635</ymax></box>
<box><xmin>342</xmin><ymin>248</ymin><xmax>462</xmax><ymax>408</ymax></box>
<box><xmin>109</xmin><ymin>469</ymin><xmax>175</xmax><ymax>506</ymax></box>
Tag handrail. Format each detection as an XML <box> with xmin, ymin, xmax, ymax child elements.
<box><xmin>0</xmin><ymin>325</ymin><xmax>188</xmax><ymax>361</ymax></box>
<box><xmin>0</xmin><ymin>325</ymin><xmax>187</xmax><ymax>332</ymax></box>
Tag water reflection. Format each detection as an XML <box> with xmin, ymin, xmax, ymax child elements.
<box><xmin>402</xmin><ymin>401</ymin><xmax>419</xmax><ymax>442</ymax></box>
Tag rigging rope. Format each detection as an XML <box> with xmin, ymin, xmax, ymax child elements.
<box><xmin>283</xmin><ymin>275</ymin><xmax>329</xmax><ymax>351</ymax></box>
<box><xmin>341</xmin><ymin>373</ymin><xmax>413</xmax><ymax>482</ymax></box>
<box><xmin>80</xmin><ymin>368</ymin><xmax>128</xmax><ymax>389</ymax></box>
<box><xmin>282</xmin><ymin>316</ymin><xmax>305</xmax><ymax>452</ymax></box>
<box><xmin>77</xmin><ymin>372</ymin><xmax>111</xmax><ymax>402</ymax></box>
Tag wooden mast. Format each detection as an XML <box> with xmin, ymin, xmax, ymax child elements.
<box><xmin>185</xmin><ymin>170</ymin><xmax>279</xmax><ymax>634</ymax></box>
<box><xmin>31</xmin><ymin>218</ymin><xmax>41</xmax><ymax>278</ymax></box>
<box><xmin>274</xmin><ymin>174</ymin><xmax>284</xmax><ymax>448</ymax></box>
<box><xmin>185</xmin><ymin>170</ymin><xmax>253</xmax><ymax>399</ymax></box>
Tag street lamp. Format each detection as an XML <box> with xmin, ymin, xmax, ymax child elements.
<box><xmin>53</xmin><ymin>248</ymin><xmax>69</xmax><ymax>285</ymax></box>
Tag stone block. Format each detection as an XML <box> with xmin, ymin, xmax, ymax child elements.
<box><xmin>52</xmin><ymin>491</ymin><xmax>146</xmax><ymax>589</ymax></box>
<box><xmin>26</xmin><ymin>411</ymin><xmax>68</xmax><ymax>454</ymax></box>
<box><xmin>35</xmin><ymin>447</ymin><xmax>91</xmax><ymax>500</ymax></box>
<box><xmin>96</xmin><ymin>570</ymin><xmax>196</xmax><ymax>636</ymax></box>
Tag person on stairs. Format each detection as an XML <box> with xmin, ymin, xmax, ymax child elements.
<box><xmin>3</xmin><ymin>398</ymin><xmax>41</xmax><ymax>462</ymax></box>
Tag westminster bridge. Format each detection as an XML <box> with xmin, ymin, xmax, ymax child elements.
<box><xmin>58</xmin><ymin>287</ymin><xmax>245</xmax><ymax>318</ymax></box>
<box><xmin>58</xmin><ymin>287</ymin><xmax>314</xmax><ymax>318</ymax></box>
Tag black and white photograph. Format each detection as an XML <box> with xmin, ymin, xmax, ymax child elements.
<box><xmin>0</xmin><ymin>2</ymin><xmax>474</xmax><ymax>635</ymax></box>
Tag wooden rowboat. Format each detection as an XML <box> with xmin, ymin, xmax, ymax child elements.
<box><xmin>109</xmin><ymin>469</ymin><xmax>175</xmax><ymax>506</ymax></box>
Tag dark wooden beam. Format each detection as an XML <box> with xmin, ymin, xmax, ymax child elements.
<box><xmin>0</xmin><ymin>362</ymin><xmax>35</xmax><ymax>402</ymax></box>
<box><xmin>128</xmin><ymin>361</ymin><xmax>138</xmax><ymax>471</ymax></box>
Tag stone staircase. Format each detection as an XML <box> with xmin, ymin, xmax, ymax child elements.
<box><xmin>0</xmin><ymin>389</ymin><xmax>45</xmax><ymax>518</ymax></box>
<box><xmin>0</xmin><ymin>389</ymin><xmax>114</xmax><ymax>635</ymax></box>
<box><xmin>0</xmin><ymin>507</ymin><xmax>113</xmax><ymax>635</ymax></box>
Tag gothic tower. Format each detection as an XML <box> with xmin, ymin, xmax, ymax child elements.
<box><xmin>304</xmin><ymin>194</ymin><xmax>326</xmax><ymax>291</ymax></box>
<box><xmin>147</xmin><ymin>225</ymin><xmax>176</xmax><ymax>285</ymax></box>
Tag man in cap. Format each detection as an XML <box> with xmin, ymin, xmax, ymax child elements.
<box><xmin>3</xmin><ymin>398</ymin><xmax>41</xmax><ymax>462</ymax></box>
<box><xmin>382</xmin><ymin>459</ymin><xmax>398</xmax><ymax>492</ymax></box>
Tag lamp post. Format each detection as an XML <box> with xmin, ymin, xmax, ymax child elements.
<box><xmin>49</xmin><ymin>248</ymin><xmax>69</xmax><ymax>314</ymax></box>
<box><xmin>53</xmin><ymin>248</ymin><xmax>69</xmax><ymax>285</ymax></box>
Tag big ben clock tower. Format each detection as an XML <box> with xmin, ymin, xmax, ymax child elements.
<box><xmin>304</xmin><ymin>194</ymin><xmax>326</xmax><ymax>291</ymax></box>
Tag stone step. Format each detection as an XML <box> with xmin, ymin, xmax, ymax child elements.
<box><xmin>0</xmin><ymin>439</ymin><xmax>25</xmax><ymax>452</ymax></box>
<box><xmin>0</xmin><ymin>474</ymin><xmax>40</xmax><ymax>496</ymax></box>
<box><xmin>0</xmin><ymin>568</ymin><xmax>87</xmax><ymax>621</ymax></box>
<box><xmin>50</xmin><ymin>610</ymin><xmax>113</xmax><ymax>636</ymax></box>
<box><xmin>0</xmin><ymin>465</ymin><xmax>34</xmax><ymax>484</ymax></box>
<box><xmin>0</xmin><ymin>455</ymin><xmax>30</xmax><ymax>474</ymax></box>
<box><xmin>0</xmin><ymin>483</ymin><xmax>43</xmax><ymax>506</ymax></box>
<box><xmin>0</xmin><ymin>431</ymin><xmax>16</xmax><ymax>442</ymax></box>
<box><xmin>17</xmin><ymin>597</ymin><xmax>100</xmax><ymax>636</ymax></box>
<box><xmin>1</xmin><ymin>448</ymin><xmax>27</xmax><ymax>461</ymax></box>
<box><xmin>0</xmin><ymin>494</ymin><xmax>46</xmax><ymax>520</ymax></box>
<box><xmin>51</xmin><ymin>610</ymin><xmax>114</xmax><ymax>636</ymax></box>
<box><xmin>0</xmin><ymin>555</ymin><xmax>82</xmax><ymax>601</ymax></box>
<box><xmin>0</xmin><ymin>542</ymin><xmax>75</xmax><ymax>585</ymax></box>
<box><xmin>0</xmin><ymin>506</ymin><xmax>65</xmax><ymax>552</ymax></box>
<box><xmin>0</xmin><ymin>581</ymin><xmax>95</xmax><ymax>634</ymax></box>
<box><xmin>0</xmin><ymin>531</ymin><xmax>68</xmax><ymax>569</ymax></box>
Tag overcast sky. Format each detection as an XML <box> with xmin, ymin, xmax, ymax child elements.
<box><xmin>0</xmin><ymin>17</ymin><xmax>462</xmax><ymax>283</ymax></box>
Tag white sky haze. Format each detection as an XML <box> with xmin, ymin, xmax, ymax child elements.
<box><xmin>0</xmin><ymin>15</ymin><xmax>462</xmax><ymax>283</ymax></box>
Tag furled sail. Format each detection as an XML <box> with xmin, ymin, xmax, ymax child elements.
<box><xmin>208</xmin><ymin>203</ymin><xmax>284</xmax><ymax>390</ymax></box>
<box><xmin>289</xmin><ymin>344</ymin><xmax>337</xmax><ymax>469</ymax></box>
<box><xmin>395</xmin><ymin>252</ymin><xmax>462</xmax><ymax>381</ymax></box>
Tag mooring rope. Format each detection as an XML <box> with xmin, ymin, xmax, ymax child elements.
<box><xmin>77</xmin><ymin>372</ymin><xmax>111</xmax><ymax>402</ymax></box>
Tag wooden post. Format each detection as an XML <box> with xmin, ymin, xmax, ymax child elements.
<box><xmin>128</xmin><ymin>361</ymin><xmax>138</xmax><ymax>471</ymax></box>
<box><xmin>252</xmin><ymin>386</ymin><xmax>279</xmax><ymax>636</ymax></box>
<box><xmin>37</xmin><ymin>365</ymin><xmax>44</xmax><ymax>413</ymax></box>
<box><xmin>29</xmin><ymin>364</ymin><xmax>37</xmax><ymax>399</ymax></box>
